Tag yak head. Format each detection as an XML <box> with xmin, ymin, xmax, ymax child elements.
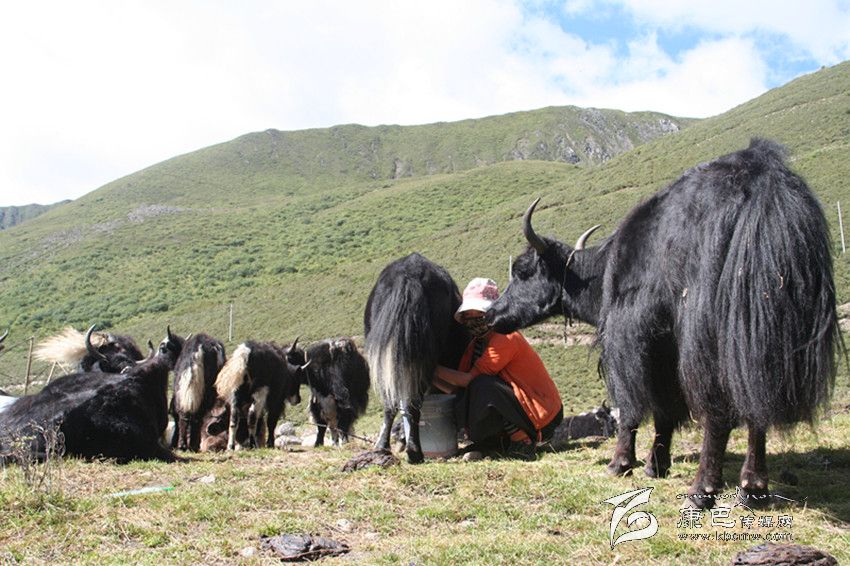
<box><xmin>154</xmin><ymin>326</ymin><xmax>185</xmax><ymax>369</ymax></box>
<box><xmin>486</xmin><ymin>198</ymin><xmax>603</xmax><ymax>334</ymax></box>
<box><xmin>282</xmin><ymin>337</ymin><xmax>309</xmax><ymax>405</ymax></box>
<box><xmin>82</xmin><ymin>324</ymin><xmax>145</xmax><ymax>373</ymax></box>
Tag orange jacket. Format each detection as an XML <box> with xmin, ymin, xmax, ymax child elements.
<box><xmin>459</xmin><ymin>331</ymin><xmax>562</xmax><ymax>433</ymax></box>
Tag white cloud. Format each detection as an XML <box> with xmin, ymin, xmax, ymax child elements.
<box><xmin>577</xmin><ymin>0</ymin><xmax>850</xmax><ymax>63</ymax></box>
<box><xmin>0</xmin><ymin>1</ymin><xmax>844</xmax><ymax>206</ymax></box>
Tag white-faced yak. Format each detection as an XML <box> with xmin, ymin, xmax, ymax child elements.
<box><xmin>364</xmin><ymin>253</ymin><xmax>469</xmax><ymax>463</ymax></box>
<box><xmin>486</xmin><ymin>139</ymin><xmax>839</xmax><ymax>508</ymax></box>
<box><xmin>0</xmin><ymin>328</ymin><xmax>184</xmax><ymax>463</ymax></box>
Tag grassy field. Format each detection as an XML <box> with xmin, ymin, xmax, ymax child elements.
<box><xmin>2</xmin><ymin>339</ymin><xmax>848</xmax><ymax>565</ymax></box>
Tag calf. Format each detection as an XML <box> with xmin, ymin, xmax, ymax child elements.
<box><xmin>287</xmin><ymin>337</ymin><xmax>370</xmax><ymax>446</ymax></box>
<box><xmin>198</xmin><ymin>398</ymin><xmax>230</xmax><ymax>452</ymax></box>
<box><xmin>0</xmin><ymin>327</ymin><xmax>184</xmax><ymax>463</ymax></box>
<box><xmin>169</xmin><ymin>333</ymin><xmax>226</xmax><ymax>451</ymax></box>
<box><xmin>215</xmin><ymin>339</ymin><xmax>303</xmax><ymax>450</ymax></box>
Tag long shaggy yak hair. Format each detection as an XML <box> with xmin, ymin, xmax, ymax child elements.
<box><xmin>598</xmin><ymin>138</ymin><xmax>838</xmax><ymax>431</ymax></box>
<box><xmin>364</xmin><ymin>253</ymin><xmax>467</xmax><ymax>411</ymax></box>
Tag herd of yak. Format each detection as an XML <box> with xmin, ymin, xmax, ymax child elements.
<box><xmin>0</xmin><ymin>139</ymin><xmax>842</xmax><ymax>509</ymax></box>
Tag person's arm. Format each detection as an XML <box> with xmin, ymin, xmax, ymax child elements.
<box><xmin>434</xmin><ymin>365</ymin><xmax>475</xmax><ymax>389</ymax></box>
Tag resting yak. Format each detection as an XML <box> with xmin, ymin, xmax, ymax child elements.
<box><xmin>486</xmin><ymin>139</ymin><xmax>839</xmax><ymax>508</ymax></box>
<box><xmin>365</xmin><ymin>253</ymin><xmax>469</xmax><ymax>463</ymax></box>
<box><xmin>0</xmin><ymin>328</ymin><xmax>184</xmax><ymax>463</ymax></box>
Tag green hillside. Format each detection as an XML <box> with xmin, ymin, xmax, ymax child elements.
<box><xmin>0</xmin><ymin>61</ymin><xmax>849</xmax><ymax>387</ymax></box>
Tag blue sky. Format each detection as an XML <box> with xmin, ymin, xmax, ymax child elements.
<box><xmin>1</xmin><ymin>0</ymin><xmax>848</xmax><ymax>206</ymax></box>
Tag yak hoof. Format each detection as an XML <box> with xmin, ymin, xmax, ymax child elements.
<box><xmin>738</xmin><ymin>486</ymin><xmax>772</xmax><ymax>509</ymax></box>
<box><xmin>406</xmin><ymin>449</ymin><xmax>425</xmax><ymax>465</ymax></box>
<box><xmin>644</xmin><ymin>462</ymin><xmax>670</xmax><ymax>479</ymax></box>
<box><xmin>606</xmin><ymin>457</ymin><xmax>634</xmax><ymax>477</ymax></box>
<box><xmin>687</xmin><ymin>483</ymin><xmax>723</xmax><ymax>510</ymax></box>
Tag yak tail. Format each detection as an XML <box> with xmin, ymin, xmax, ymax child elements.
<box><xmin>716</xmin><ymin>139</ymin><xmax>839</xmax><ymax>429</ymax></box>
<box><xmin>366</xmin><ymin>279</ymin><xmax>436</xmax><ymax>411</ymax></box>
<box><xmin>215</xmin><ymin>343</ymin><xmax>251</xmax><ymax>399</ymax></box>
<box><xmin>34</xmin><ymin>327</ymin><xmax>105</xmax><ymax>366</ymax></box>
<box><xmin>175</xmin><ymin>348</ymin><xmax>206</xmax><ymax>414</ymax></box>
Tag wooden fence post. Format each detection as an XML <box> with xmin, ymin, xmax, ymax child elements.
<box><xmin>24</xmin><ymin>336</ymin><xmax>34</xmax><ymax>395</ymax></box>
<box><xmin>228</xmin><ymin>302</ymin><xmax>234</xmax><ymax>343</ymax></box>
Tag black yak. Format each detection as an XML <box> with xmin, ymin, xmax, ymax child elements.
<box><xmin>364</xmin><ymin>253</ymin><xmax>469</xmax><ymax>463</ymax></box>
<box><xmin>286</xmin><ymin>337</ymin><xmax>370</xmax><ymax>446</ymax></box>
<box><xmin>169</xmin><ymin>333</ymin><xmax>226</xmax><ymax>451</ymax></box>
<box><xmin>215</xmin><ymin>339</ymin><xmax>303</xmax><ymax>450</ymax></box>
<box><xmin>34</xmin><ymin>325</ymin><xmax>144</xmax><ymax>374</ymax></box>
<box><xmin>0</xmin><ymin>327</ymin><xmax>184</xmax><ymax>463</ymax></box>
<box><xmin>486</xmin><ymin>139</ymin><xmax>839</xmax><ymax>507</ymax></box>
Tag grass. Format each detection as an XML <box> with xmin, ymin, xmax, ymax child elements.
<box><xmin>2</xmin><ymin>397</ymin><xmax>849</xmax><ymax>564</ymax></box>
<box><xmin>2</xmin><ymin>338</ymin><xmax>849</xmax><ymax>565</ymax></box>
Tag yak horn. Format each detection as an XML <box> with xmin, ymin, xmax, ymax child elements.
<box><xmin>85</xmin><ymin>324</ymin><xmax>107</xmax><ymax>361</ymax></box>
<box><xmin>0</xmin><ymin>329</ymin><xmax>7</xmax><ymax>343</ymax></box>
<box><xmin>167</xmin><ymin>326</ymin><xmax>175</xmax><ymax>343</ymax></box>
<box><xmin>574</xmin><ymin>224</ymin><xmax>602</xmax><ymax>251</ymax></box>
<box><xmin>523</xmin><ymin>198</ymin><xmax>548</xmax><ymax>254</ymax></box>
<box><xmin>290</xmin><ymin>336</ymin><xmax>300</xmax><ymax>352</ymax></box>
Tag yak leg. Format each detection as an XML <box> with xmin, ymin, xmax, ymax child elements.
<box><xmin>645</xmin><ymin>415</ymin><xmax>675</xmax><ymax>478</ymax></box>
<box><xmin>644</xmin><ymin>335</ymin><xmax>684</xmax><ymax>479</ymax></box>
<box><xmin>402</xmin><ymin>403</ymin><xmax>424</xmax><ymax>464</ymax></box>
<box><xmin>687</xmin><ymin>419</ymin><xmax>732</xmax><ymax>509</ymax></box>
<box><xmin>738</xmin><ymin>425</ymin><xmax>770</xmax><ymax>508</ymax></box>
<box><xmin>335</xmin><ymin>410</ymin><xmax>353</xmax><ymax>445</ymax></box>
<box><xmin>265</xmin><ymin>402</ymin><xmax>283</xmax><ymax>449</ymax></box>
<box><xmin>607</xmin><ymin>424</ymin><xmax>637</xmax><ymax>476</ymax></box>
<box><xmin>374</xmin><ymin>406</ymin><xmax>397</xmax><ymax>451</ymax></box>
<box><xmin>188</xmin><ymin>415</ymin><xmax>202</xmax><ymax>452</ymax></box>
<box><xmin>311</xmin><ymin>398</ymin><xmax>327</xmax><ymax>447</ymax></box>
<box><xmin>177</xmin><ymin>414</ymin><xmax>192</xmax><ymax>450</ymax></box>
<box><xmin>227</xmin><ymin>405</ymin><xmax>241</xmax><ymax>451</ymax></box>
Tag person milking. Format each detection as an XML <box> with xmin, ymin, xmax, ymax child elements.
<box><xmin>433</xmin><ymin>277</ymin><xmax>563</xmax><ymax>461</ymax></box>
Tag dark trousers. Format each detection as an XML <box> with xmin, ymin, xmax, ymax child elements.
<box><xmin>455</xmin><ymin>374</ymin><xmax>563</xmax><ymax>447</ymax></box>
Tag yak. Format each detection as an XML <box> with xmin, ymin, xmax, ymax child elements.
<box><xmin>286</xmin><ymin>337</ymin><xmax>370</xmax><ymax>447</ymax></box>
<box><xmin>364</xmin><ymin>253</ymin><xmax>469</xmax><ymax>463</ymax></box>
<box><xmin>215</xmin><ymin>339</ymin><xmax>303</xmax><ymax>450</ymax></box>
<box><xmin>170</xmin><ymin>333</ymin><xmax>226</xmax><ymax>451</ymax></box>
<box><xmin>0</xmin><ymin>327</ymin><xmax>184</xmax><ymax>463</ymax></box>
<box><xmin>34</xmin><ymin>325</ymin><xmax>145</xmax><ymax>374</ymax></box>
<box><xmin>486</xmin><ymin>139</ymin><xmax>839</xmax><ymax>508</ymax></box>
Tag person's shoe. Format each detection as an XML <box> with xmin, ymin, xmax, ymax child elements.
<box><xmin>505</xmin><ymin>440</ymin><xmax>536</xmax><ymax>461</ymax></box>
